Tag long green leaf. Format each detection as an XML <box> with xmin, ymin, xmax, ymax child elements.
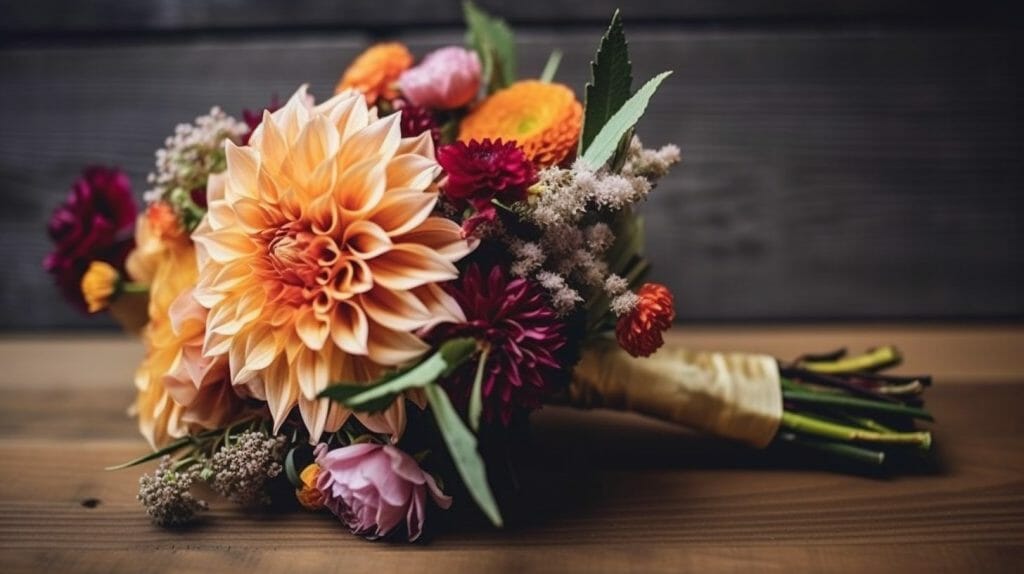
<box><xmin>579</xmin><ymin>10</ymin><xmax>632</xmax><ymax>154</ymax></box>
<box><xmin>425</xmin><ymin>383</ymin><xmax>503</xmax><ymax>527</ymax></box>
<box><xmin>468</xmin><ymin>346</ymin><xmax>491</xmax><ymax>431</ymax></box>
<box><xmin>463</xmin><ymin>1</ymin><xmax>517</xmax><ymax>92</ymax></box>
<box><xmin>319</xmin><ymin>338</ymin><xmax>477</xmax><ymax>412</ymax></box>
<box><xmin>581</xmin><ymin>71</ymin><xmax>672</xmax><ymax>170</ymax></box>
<box><xmin>105</xmin><ymin>436</ymin><xmax>192</xmax><ymax>471</ymax></box>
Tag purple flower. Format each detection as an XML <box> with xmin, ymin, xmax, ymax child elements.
<box><xmin>44</xmin><ymin>166</ymin><xmax>137</xmax><ymax>311</ymax></box>
<box><xmin>398</xmin><ymin>46</ymin><xmax>481</xmax><ymax>110</ymax></box>
<box><xmin>430</xmin><ymin>264</ymin><xmax>569</xmax><ymax>424</ymax></box>
<box><xmin>315</xmin><ymin>443</ymin><xmax>451</xmax><ymax>541</ymax></box>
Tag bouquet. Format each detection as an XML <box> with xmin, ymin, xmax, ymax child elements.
<box><xmin>44</xmin><ymin>4</ymin><xmax>934</xmax><ymax>540</ymax></box>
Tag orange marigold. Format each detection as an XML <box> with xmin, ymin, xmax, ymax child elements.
<box><xmin>335</xmin><ymin>42</ymin><xmax>414</xmax><ymax>104</ymax></box>
<box><xmin>616</xmin><ymin>283</ymin><xmax>676</xmax><ymax>358</ymax></box>
<box><xmin>458</xmin><ymin>80</ymin><xmax>582</xmax><ymax>167</ymax></box>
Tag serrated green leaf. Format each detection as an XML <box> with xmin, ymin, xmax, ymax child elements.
<box><xmin>539</xmin><ymin>49</ymin><xmax>562</xmax><ymax>83</ymax></box>
<box><xmin>463</xmin><ymin>0</ymin><xmax>517</xmax><ymax>93</ymax></box>
<box><xmin>579</xmin><ymin>10</ymin><xmax>633</xmax><ymax>155</ymax></box>
<box><xmin>581</xmin><ymin>71</ymin><xmax>672</xmax><ymax>170</ymax></box>
<box><xmin>318</xmin><ymin>338</ymin><xmax>478</xmax><ymax>412</ymax></box>
<box><xmin>425</xmin><ymin>383</ymin><xmax>503</xmax><ymax>527</ymax></box>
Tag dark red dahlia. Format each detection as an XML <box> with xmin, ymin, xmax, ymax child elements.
<box><xmin>436</xmin><ymin>139</ymin><xmax>536</xmax><ymax>235</ymax></box>
<box><xmin>392</xmin><ymin>98</ymin><xmax>441</xmax><ymax>148</ymax></box>
<box><xmin>240</xmin><ymin>95</ymin><xmax>282</xmax><ymax>145</ymax></box>
<box><xmin>44</xmin><ymin>166</ymin><xmax>137</xmax><ymax>311</ymax></box>
<box><xmin>430</xmin><ymin>264</ymin><xmax>568</xmax><ymax>425</ymax></box>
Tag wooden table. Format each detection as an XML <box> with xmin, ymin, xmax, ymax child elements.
<box><xmin>1</xmin><ymin>326</ymin><xmax>1022</xmax><ymax>572</ymax></box>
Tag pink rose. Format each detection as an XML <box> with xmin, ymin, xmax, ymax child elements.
<box><xmin>315</xmin><ymin>442</ymin><xmax>451</xmax><ymax>541</ymax></box>
<box><xmin>398</xmin><ymin>46</ymin><xmax>481</xmax><ymax>110</ymax></box>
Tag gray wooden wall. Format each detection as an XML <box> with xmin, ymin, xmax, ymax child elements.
<box><xmin>2</xmin><ymin>1</ymin><xmax>1021</xmax><ymax>330</ymax></box>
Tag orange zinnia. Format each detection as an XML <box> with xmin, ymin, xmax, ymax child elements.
<box><xmin>458</xmin><ymin>80</ymin><xmax>582</xmax><ymax>167</ymax></box>
<box><xmin>335</xmin><ymin>42</ymin><xmax>414</xmax><ymax>104</ymax></box>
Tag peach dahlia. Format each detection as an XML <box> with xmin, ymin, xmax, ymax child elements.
<box><xmin>193</xmin><ymin>86</ymin><xmax>474</xmax><ymax>440</ymax></box>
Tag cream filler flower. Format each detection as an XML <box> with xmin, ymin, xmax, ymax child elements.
<box><xmin>192</xmin><ymin>86</ymin><xmax>474</xmax><ymax>440</ymax></box>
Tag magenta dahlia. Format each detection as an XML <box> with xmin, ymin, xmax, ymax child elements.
<box><xmin>392</xmin><ymin>98</ymin><xmax>441</xmax><ymax>148</ymax></box>
<box><xmin>430</xmin><ymin>264</ymin><xmax>568</xmax><ymax>424</ymax></box>
<box><xmin>436</xmin><ymin>139</ymin><xmax>536</xmax><ymax>235</ymax></box>
<box><xmin>44</xmin><ymin>166</ymin><xmax>137</xmax><ymax>311</ymax></box>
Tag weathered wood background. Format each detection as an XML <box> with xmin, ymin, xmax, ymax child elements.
<box><xmin>1</xmin><ymin>0</ymin><xmax>1021</xmax><ymax>330</ymax></box>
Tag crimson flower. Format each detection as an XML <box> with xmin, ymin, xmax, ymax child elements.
<box><xmin>437</xmin><ymin>139</ymin><xmax>536</xmax><ymax>235</ymax></box>
<box><xmin>44</xmin><ymin>166</ymin><xmax>137</xmax><ymax>311</ymax></box>
<box><xmin>392</xmin><ymin>98</ymin><xmax>441</xmax><ymax>148</ymax></box>
<box><xmin>616</xmin><ymin>283</ymin><xmax>676</xmax><ymax>357</ymax></box>
<box><xmin>430</xmin><ymin>264</ymin><xmax>568</xmax><ymax>424</ymax></box>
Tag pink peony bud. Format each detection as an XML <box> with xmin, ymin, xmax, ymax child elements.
<box><xmin>315</xmin><ymin>443</ymin><xmax>451</xmax><ymax>541</ymax></box>
<box><xmin>398</xmin><ymin>46</ymin><xmax>481</xmax><ymax>110</ymax></box>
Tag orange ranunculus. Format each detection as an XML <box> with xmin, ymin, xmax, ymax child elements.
<box><xmin>80</xmin><ymin>261</ymin><xmax>119</xmax><ymax>313</ymax></box>
<box><xmin>458</xmin><ymin>80</ymin><xmax>583</xmax><ymax>167</ymax></box>
<box><xmin>336</xmin><ymin>42</ymin><xmax>414</xmax><ymax>105</ymax></box>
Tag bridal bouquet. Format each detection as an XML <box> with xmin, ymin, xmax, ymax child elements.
<box><xmin>44</xmin><ymin>4</ymin><xmax>933</xmax><ymax>540</ymax></box>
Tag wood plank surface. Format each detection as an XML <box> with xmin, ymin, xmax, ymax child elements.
<box><xmin>3</xmin><ymin>28</ymin><xmax>1021</xmax><ymax>328</ymax></box>
<box><xmin>3</xmin><ymin>0</ymin><xmax>1019</xmax><ymax>35</ymax></box>
<box><xmin>0</xmin><ymin>327</ymin><xmax>1022</xmax><ymax>572</ymax></box>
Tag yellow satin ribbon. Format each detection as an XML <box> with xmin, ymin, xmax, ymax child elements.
<box><xmin>570</xmin><ymin>339</ymin><xmax>783</xmax><ymax>448</ymax></box>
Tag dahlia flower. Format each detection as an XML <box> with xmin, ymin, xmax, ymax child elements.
<box><xmin>192</xmin><ymin>86</ymin><xmax>474</xmax><ymax>441</ymax></box>
<box><xmin>336</xmin><ymin>43</ymin><xmax>414</xmax><ymax>105</ymax></box>
<box><xmin>398</xmin><ymin>46</ymin><xmax>481</xmax><ymax>110</ymax></box>
<box><xmin>458</xmin><ymin>80</ymin><xmax>582</xmax><ymax>167</ymax></box>
<box><xmin>615</xmin><ymin>283</ymin><xmax>675</xmax><ymax>357</ymax></box>
<box><xmin>44</xmin><ymin>166</ymin><xmax>136</xmax><ymax>311</ymax></box>
<box><xmin>430</xmin><ymin>264</ymin><xmax>568</xmax><ymax>424</ymax></box>
<box><xmin>315</xmin><ymin>442</ymin><xmax>451</xmax><ymax>541</ymax></box>
<box><xmin>393</xmin><ymin>99</ymin><xmax>441</xmax><ymax>148</ymax></box>
<box><xmin>437</xmin><ymin>139</ymin><xmax>536</xmax><ymax>234</ymax></box>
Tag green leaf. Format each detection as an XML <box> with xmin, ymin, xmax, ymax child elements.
<box><xmin>104</xmin><ymin>435</ymin><xmax>192</xmax><ymax>471</ymax></box>
<box><xmin>468</xmin><ymin>345</ymin><xmax>491</xmax><ymax>431</ymax></box>
<box><xmin>579</xmin><ymin>10</ymin><xmax>632</xmax><ymax>155</ymax></box>
<box><xmin>284</xmin><ymin>447</ymin><xmax>302</xmax><ymax>488</ymax></box>
<box><xmin>463</xmin><ymin>0</ymin><xmax>517</xmax><ymax>92</ymax></box>
<box><xmin>539</xmin><ymin>49</ymin><xmax>562</xmax><ymax>83</ymax></box>
<box><xmin>318</xmin><ymin>338</ymin><xmax>478</xmax><ymax>412</ymax></box>
<box><xmin>425</xmin><ymin>383</ymin><xmax>503</xmax><ymax>527</ymax></box>
<box><xmin>581</xmin><ymin>71</ymin><xmax>672</xmax><ymax>170</ymax></box>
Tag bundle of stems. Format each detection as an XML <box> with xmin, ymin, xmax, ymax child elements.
<box><xmin>775</xmin><ymin>346</ymin><xmax>933</xmax><ymax>466</ymax></box>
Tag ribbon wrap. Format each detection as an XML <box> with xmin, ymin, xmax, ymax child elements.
<box><xmin>569</xmin><ymin>340</ymin><xmax>784</xmax><ymax>448</ymax></box>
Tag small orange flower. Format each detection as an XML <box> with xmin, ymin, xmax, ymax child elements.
<box><xmin>80</xmin><ymin>261</ymin><xmax>119</xmax><ymax>313</ymax></box>
<box><xmin>296</xmin><ymin>464</ymin><xmax>324</xmax><ymax>510</ymax></box>
<box><xmin>616</xmin><ymin>283</ymin><xmax>675</xmax><ymax>358</ymax></box>
<box><xmin>146</xmin><ymin>201</ymin><xmax>185</xmax><ymax>241</ymax></box>
<box><xmin>459</xmin><ymin>80</ymin><xmax>582</xmax><ymax>167</ymax></box>
<box><xmin>336</xmin><ymin>42</ymin><xmax>414</xmax><ymax>104</ymax></box>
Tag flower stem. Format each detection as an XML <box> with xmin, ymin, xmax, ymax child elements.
<box><xmin>783</xmin><ymin>389</ymin><xmax>933</xmax><ymax>421</ymax></box>
<box><xmin>780</xmin><ymin>411</ymin><xmax>931</xmax><ymax>449</ymax></box>
<box><xmin>121</xmin><ymin>282</ymin><xmax>149</xmax><ymax>295</ymax></box>
<box><xmin>799</xmin><ymin>346</ymin><xmax>900</xmax><ymax>374</ymax></box>
<box><xmin>776</xmin><ymin>431</ymin><xmax>886</xmax><ymax>466</ymax></box>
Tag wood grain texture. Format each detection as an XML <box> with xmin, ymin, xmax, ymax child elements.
<box><xmin>2</xmin><ymin>0</ymin><xmax>1019</xmax><ymax>36</ymax></box>
<box><xmin>2</xmin><ymin>28</ymin><xmax>1021</xmax><ymax>329</ymax></box>
<box><xmin>0</xmin><ymin>329</ymin><xmax>1022</xmax><ymax>572</ymax></box>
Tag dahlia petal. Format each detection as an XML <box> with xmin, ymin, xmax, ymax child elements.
<box><xmin>393</xmin><ymin>217</ymin><xmax>475</xmax><ymax>262</ymax></box>
<box><xmin>337</xmin><ymin>113</ymin><xmax>402</xmax><ymax>171</ymax></box>
<box><xmin>335</xmin><ymin>156</ymin><xmax>387</xmax><ymax>215</ymax></box>
<box><xmin>299</xmin><ymin>395</ymin><xmax>331</xmax><ymax>442</ymax></box>
<box><xmin>355</xmin><ymin>398</ymin><xmax>407</xmax><ymax>442</ymax></box>
<box><xmin>193</xmin><ymin>229</ymin><xmax>257</xmax><ymax>263</ymax></box>
<box><xmin>370</xmin><ymin>244</ymin><xmax>459</xmax><ymax>291</ymax></box>
<box><xmin>230</xmin><ymin>198</ymin><xmax>275</xmax><ymax>233</ymax></box>
<box><xmin>366</xmin><ymin>321</ymin><xmax>430</xmax><ymax>366</ymax></box>
<box><xmin>330</xmin><ymin>300</ymin><xmax>369</xmax><ymax>355</ymax></box>
<box><xmin>224</xmin><ymin>142</ymin><xmax>261</xmax><ymax>203</ymax></box>
<box><xmin>277</xmin><ymin>84</ymin><xmax>313</xmax><ymax>142</ymax></box>
<box><xmin>343</xmin><ymin>220</ymin><xmax>393</xmax><ymax>259</ymax></box>
<box><xmin>395</xmin><ymin>130</ymin><xmax>435</xmax><ymax>160</ymax></box>
<box><xmin>292</xmin><ymin>114</ymin><xmax>340</xmax><ymax>190</ymax></box>
<box><xmin>369</xmin><ymin>188</ymin><xmax>438</xmax><ymax>237</ymax></box>
<box><xmin>412</xmin><ymin>283</ymin><xmax>467</xmax><ymax>326</ymax></box>
<box><xmin>264</xmin><ymin>358</ymin><xmax>299</xmax><ymax>433</ymax></box>
<box><xmin>205</xmin><ymin>199</ymin><xmax>236</xmax><ymax>231</ymax></box>
<box><xmin>296</xmin><ymin>347</ymin><xmax>330</xmax><ymax>399</ymax></box>
<box><xmin>295</xmin><ymin>307</ymin><xmax>330</xmax><ymax>351</ymax></box>
<box><xmin>386</xmin><ymin>153</ymin><xmax>440</xmax><ymax>191</ymax></box>
<box><xmin>359</xmin><ymin>287</ymin><xmax>432</xmax><ymax>332</ymax></box>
